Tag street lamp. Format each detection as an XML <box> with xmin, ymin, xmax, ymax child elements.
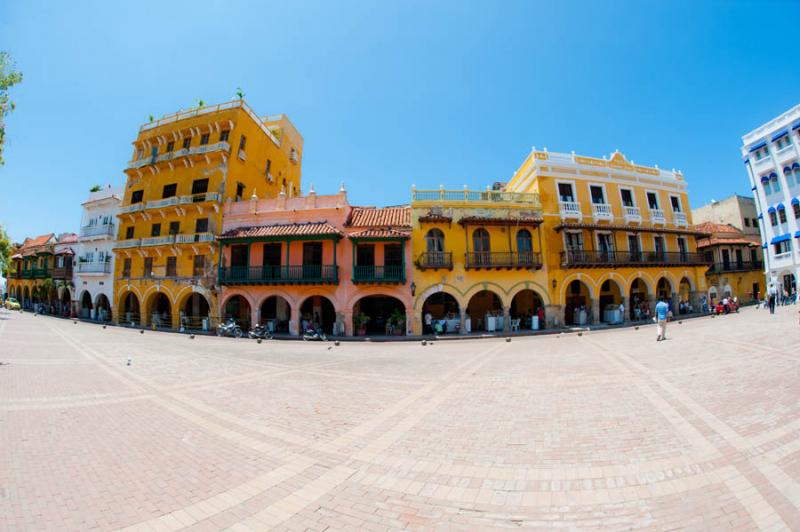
<box><xmin>410</xmin><ymin>282</ymin><xmax>416</xmax><ymax>297</ymax></box>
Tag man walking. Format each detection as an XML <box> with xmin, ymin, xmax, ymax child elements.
<box><xmin>655</xmin><ymin>297</ymin><xmax>669</xmax><ymax>342</ymax></box>
<box><xmin>768</xmin><ymin>283</ymin><xmax>777</xmax><ymax>315</ymax></box>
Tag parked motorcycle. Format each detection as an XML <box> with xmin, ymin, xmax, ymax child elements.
<box><xmin>217</xmin><ymin>318</ymin><xmax>243</xmax><ymax>338</ymax></box>
<box><xmin>302</xmin><ymin>326</ymin><xmax>327</xmax><ymax>342</ymax></box>
<box><xmin>248</xmin><ymin>323</ymin><xmax>273</xmax><ymax>340</ymax></box>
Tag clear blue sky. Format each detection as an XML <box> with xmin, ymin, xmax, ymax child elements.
<box><xmin>2</xmin><ymin>0</ymin><xmax>799</xmax><ymax>242</ymax></box>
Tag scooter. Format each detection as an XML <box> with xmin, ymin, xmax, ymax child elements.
<box><xmin>217</xmin><ymin>318</ymin><xmax>243</xmax><ymax>338</ymax></box>
<box><xmin>248</xmin><ymin>323</ymin><xmax>273</xmax><ymax>340</ymax></box>
<box><xmin>302</xmin><ymin>326</ymin><xmax>327</xmax><ymax>342</ymax></box>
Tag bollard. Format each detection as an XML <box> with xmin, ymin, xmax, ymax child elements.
<box><xmin>421</xmin><ymin>340</ymin><xmax>427</xmax><ymax>346</ymax></box>
<box><xmin>505</xmin><ymin>337</ymin><xmax>511</xmax><ymax>342</ymax></box>
<box><xmin>140</xmin><ymin>329</ymin><xmax>144</xmax><ymax>334</ymax></box>
<box><xmin>189</xmin><ymin>334</ymin><xmax>195</xmax><ymax>339</ymax></box>
<box><xmin>334</xmin><ymin>340</ymin><xmax>340</xmax><ymax>346</ymax></box>
<box><xmin>257</xmin><ymin>338</ymin><xmax>262</xmax><ymax>344</ymax></box>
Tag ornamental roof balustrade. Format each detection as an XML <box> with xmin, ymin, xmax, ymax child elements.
<box><xmin>411</xmin><ymin>188</ymin><xmax>542</xmax><ymax>209</ymax></box>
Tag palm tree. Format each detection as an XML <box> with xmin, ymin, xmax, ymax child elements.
<box><xmin>235</xmin><ymin>88</ymin><xmax>244</xmax><ymax>100</ymax></box>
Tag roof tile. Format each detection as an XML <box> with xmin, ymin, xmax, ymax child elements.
<box><xmin>220</xmin><ymin>221</ymin><xmax>341</xmax><ymax>240</ymax></box>
<box><xmin>347</xmin><ymin>206</ymin><xmax>411</xmax><ymax>228</ymax></box>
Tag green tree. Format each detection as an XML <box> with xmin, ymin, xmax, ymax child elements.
<box><xmin>0</xmin><ymin>225</ymin><xmax>11</xmax><ymax>276</ymax></box>
<box><xmin>0</xmin><ymin>52</ymin><xmax>23</xmax><ymax>166</ymax></box>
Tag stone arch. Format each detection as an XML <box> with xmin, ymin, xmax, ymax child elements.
<box><xmin>414</xmin><ymin>282</ymin><xmax>465</xmax><ymax>312</ymax></box>
<box><xmin>94</xmin><ymin>293</ymin><xmax>112</xmax><ymax>322</ymax></box>
<box><xmin>628</xmin><ymin>276</ymin><xmax>652</xmax><ymax>320</ymax></box>
<box><xmin>462</xmin><ymin>281</ymin><xmax>513</xmax><ymax>308</ymax></box>
<box><xmin>352</xmin><ymin>294</ymin><xmax>406</xmax><ymax>336</ymax></box>
<box><xmin>79</xmin><ymin>290</ymin><xmax>93</xmax><ymax>319</ymax></box>
<box><xmin>22</xmin><ymin>286</ymin><xmax>30</xmax><ymax>308</ymax></box>
<box><xmin>175</xmin><ymin>287</ymin><xmax>213</xmax><ymax>331</ymax></box>
<box><xmin>597</xmin><ymin>277</ymin><xmax>625</xmax><ymax>323</ymax></box>
<box><xmin>506</xmin><ymin>281</ymin><xmax>552</xmax><ymax>306</ymax></box>
<box><xmin>257</xmin><ymin>294</ymin><xmax>293</xmax><ymax>334</ymax></box>
<box><xmin>222</xmin><ymin>294</ymin><xmax>252</xmax><ymax>330</ymax></box>
<box><xmin>144</xmin><ymin>291</ymin><xmax>173</xmax><ymax>328</ymax></box>
<box><xmin>59</xmin><ymin>286</ymin><xmax>72</xmax><ymax>317</ymax></box>
<box><xmin>559</xmin><ymin>273</ymin><xmax>596</xmax><ymax>302</ymax></box>
<box><xmin>118</xmin><ymin>290</ymin><xmax>141</xmax><ymax>326</ymax></box>
<box><xmin>509</xmin><ymin>288</ymin><xmax>546</xmax><ymax>330</ymax></box>
<box><xmin>655</xmin><ymin>276</ymin><xmax>674</xmax><ymax>301</ymax></box>
<box><xmin>420</xmin><ymin>290</ymin><xmax>460</xmax><ymax>335</ymax></box>
<box><xmin>562</xmin><ymin>277</ymin><xmax>593</xmax><ymax>326</ymax></box>
<box><xmin>466</xmin><ymin>289</ymin><xmax>504</xmax><ymax>332</ymax></box>
<box><xmin>299</xmin><ymin>295</ymin><xmax>336</xmax><ymax>335</ymax></box>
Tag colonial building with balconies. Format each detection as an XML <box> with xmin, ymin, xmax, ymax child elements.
<box><xmin>113</xmin><ymin>99</ymin><xmax>304</xmax><ymax>330</ymax></box>
<box><xmin>410</xmin><ymin>186</ymin><xmax>546</xmax><ymax>335</ymax></box>
<box><xmin>506</xmin><ymin>149</ymin><xmax>710</xmax><ymax>326</ymax></box>
<box><xmin>694</xmin><ymin>221</ymin><xmax>763</xmax><ymax>304</ymax></box>
<box><xmin>5</xmin><ymin>233</ymin><xmax>66</xmax><ymax>312</ymax></box>
<box><xmin>217</xmin><ymin>186</ymin><xmax>412</xmax><ymax>336</ymax></box>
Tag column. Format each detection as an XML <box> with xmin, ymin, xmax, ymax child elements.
<box><xmin>289</xmin><ymin>306</ymin><xmax>300</xmax><ymax>336</ymax></box>
<box><xmin>405</xmin><ymin>310</ymin><xmax>414</xmax><ymax>336</ymax></box>
<box><xmin>546</xmin><ymin>304</ymin><xmax>561</xmax><ymax>328</ymax></box>
<box><xmin>341</xmin><ymin>310</ymin><xmax>353</xmax><ymax>336</ymax></box>
<box><xmin>670</xmin><ymin>292</ymin><xmax>678</xmax><ymax>315</ymax></box>
<box><xmin>459</xmin><ymin>308</ymin><xmax>467</xmax><ymax>335</ymax></box>
<box><xmin>591</xmin><ymin>298</ymin><xmax>600</xmax><ymax>325</ymax></box>
<box><xmin>503</xmin><ymin>306</ymin><xmax>511</xmax><ymax>333</ymax></box>
<box><xmin>252</xmin><ymin>305</ymin><xmax>260</xmax><ymax>330</ymax></box>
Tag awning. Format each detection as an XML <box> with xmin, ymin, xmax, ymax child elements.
<box><xmin>795</xmin><ymin>231</ymin><xmax>800</xmax><ymax>238</ymax></box>
<box><xmin>793</xmin><ymin>162</ymin><xmax>800</xmax><ymax>169</ymax></box>
<box><xmin>777</xmin><ymin>203</ymin><xmax>785</xmax><ymax>210</ymax></box>
<box><xmin>751</xmin><ymin>186</ymin><xmax>757</xmax><ymax>191</ymax></box>
<box><xmin>761</xmin><ymin>175</ymin><xmax>770</xmax><ymax>183</ymax></box>
<box><xmin>792</xmin><ymin>120</ymin><xmax>800</xmax><ymax>131</ymax></box>
<box><xmin>767</xmin><ymin>206</ymin><xmax>776</xmax><ymax>213</ymax></box>
<box><xmin>771</xmin><ymin>233</ymin><xmax>791</xmax><ymax>244</ymax></box>
<box><xmin>771</xmin><ymin>129</ymin><xmax>788</xmax><ymax>142</ymax></box>
<box><xmin>749</xmin><ymin>141</ymin><xmax>767</xmax><ymax>152</ymax></box>
<box><xmin>784</xmin><ymin>166</ymin><xmax>792</xmax><ymax>174</ymax></box>
<box><xmin>769</xmin><ymin>172</ymin><xmax>778</xmax><ymax>179</ymax></box>
<box><xmin>762</xmin><ymin>243</ymin><xmax>768</xmax><ymax>249</ymax></box>
<box><xmin>792</xmin><ymin>197</ymin><xmax>800</xmax><ymax>206</ymax></box>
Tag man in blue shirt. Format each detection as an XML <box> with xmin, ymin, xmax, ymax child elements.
<box><xmin>655</xmin><ymin>297</ymin><xmax>670</xmax><ymax>341</ymax></box>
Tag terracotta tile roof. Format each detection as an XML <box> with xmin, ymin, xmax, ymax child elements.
<box><xmin>697</xmin><ymin>236</ymin><xmax>761</xmax><ymax>248</ymax></box>
<box><xmin>349</xmin><ymin>228</ymin><xmax>411</xmax><ymax>239</ymax></box>
<box><xmin>55</xmin><ymin>248</ymin><xmax>75</xmax><ymax>255</ymax></box>
<box><xmin>57</xmin><ymin>233</ymin><xmax>78</xmax><ymax>244</ymax></box>
<box><xmin>693</xmin><ymin>222</ymin><xmax>740</xmax><ymax>234</ymax></box>
<box><xmin>347</xmin><ymin>206</ymin><xmax>411</xmax><ymax>228</ymax></box>
<box><xmin>219</xmin><ymin>221</ymin><xmax>342</xmax><ymax>240</ymax></box>
<box><xmin>693</xmin><ymin>221</ymin><xmax>761</xmax><ymax>248</ymax></box>
<box><xmin>19</xmin><ymin>233</ymin><xmax>55</xmax><ymax>250</ymax></box>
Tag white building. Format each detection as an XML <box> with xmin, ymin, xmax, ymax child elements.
<box><xmin>75</xmin><ymin>186</ymin><xmax>122</xmax><ymax>320</ymax></box>
<box><xmin>741</xmin><ymin>104</ymin><xmax>800</xmax><ymax>297</ymax></box>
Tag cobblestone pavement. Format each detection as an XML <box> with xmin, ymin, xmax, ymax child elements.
<box><xmin>1</xmin><ymin>306</ymin><xmax>799</xmax><ymax>531</ymax></box>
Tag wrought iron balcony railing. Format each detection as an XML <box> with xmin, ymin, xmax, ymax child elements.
<box><xmin>706</xmin><ymin>261</ymin><xmax>763</xmax><ymax>273</ymax></box>
<box><xmin>560</xmin><ymin>250</ymin><xmax>710</xmax><ymax>267</ymax></box>
<box><xmin>352</xmin><ymin>264</ymin><xmax>405</xmax><ymax>283</ymax></box>
<box><xmin>416</xmin><ymin>252</ymin><xmax>453</xmax><ymax>270</ymax></box>
<box><xmin>465</xmin><ymin>251</ymin><xmax>542</xmax><ymax>269</ymax></box>
<box><xmin>219</xmin><ymin>265</ymin><xmax>338</xmax><ymax>285</ymax></box>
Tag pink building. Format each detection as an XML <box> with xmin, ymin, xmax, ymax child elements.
<box><xmin>218</xmin><ymin>187</ymin><xmax>412</xmax><ymax>336</ymax></box>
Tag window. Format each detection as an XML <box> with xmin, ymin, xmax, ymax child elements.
<box><xmin>219</xmin><ymin>130</ymin><xmax>229</xmax><ymax>142</ymax></box>
<box><xmin>516</xmin><ymin>229</ymin><xmax>533</xmax><ymax>255</ymax></box>
<box><xmin>565</xmin><ymin>231</ymin><xmax>583</xmax><ymax>250</ymax></box>
<box><xmin>235</xmin><ymin>182</ymin><xmax>245</xmax><ymax>201</ymax></box>
<box><xmin>769</xmin><ymin>211</ymin><xmax>778</xmax><ymax>226</ymax></box>
<box><xmin>162</xmin><ymin>183</ymin><xmax>177</xmax><ymax>199</ymax></box>
<box><xmin>755</xmin><ymin>147</ymin><xmax>769</xmax><ymax>160</ymax></box>
<box><xmin>191</xmin><ymin>178</ymin><xmax>209</xmax><ymax>195</ymax></box>
<box><xmin>168</xmin><ymin>221</ymin><xmax>180</xmax><ymax>235</ymax></box>
<box><xmin>265</xmin><ymin>159</ymin><xmax>272</xmax><ymax>179</ymax></box>
<box><xmin>473</xmin><ymin>228</ymin><xmax>490</xmax><ymax>253</ymax></box>
<box><xmin>646</xmin><ymin>192</ymin><xmax>659</xmax><ymax>209</ymax></box>
<box><xmin>653</xmin><ymin>236</ymin><xmax>666</xmax><ymax>257</ymax></box>
<box><xmin>200</xmin><ymin>133</ymin><xmax>209</xmax><ymax>145</ymax></box>
<box><xmin>262</xmin><ymin>244</ymin><xmax>282</xmax><ymax>267</ymax></box>
<box><xmin>166</xmin><ymin>256</ymin><xmax>177</xmax><ymax>277</ymax></box>
<box><xmin>151</xmin><ymin>223</ymin><xmax>161</xmax><ymax>237</ymax></box>
<box><xmin>302</xmin><ymin>242</ymin><xmax>322</xmax><ymax>265</ymax></box>
<box><xmin>793</xmin><ymin>169</ymin><xmax>800</xmax><ymax>186</ymax></box>
<box><xmin>136</xmin><ymin>148</ymin><xmax>143</xmax><ymax>160</ymax></box>
<box><xmin>557</xmin><ymin>183</ymin><xmax>575</xmax><ymax>202</ymax></box>
<box><xmin>627</xmin><ymin>234</ymin><xmax>641</xmax><ymax>259</ymax></box>
<box><xmin>166</xmin><ymin>141</ymin><xmax>174</xmax><ymax>152</ymax></box>
<box><xmin>778</xmin><ymin>206</ymin><xmax>787</xmax><ymax>224</ymax></box>
<box><xmin>130</xmin><ymin>190</ymin><xmax>144</xmax><ymax>204</ymax></box>
<box><xmin>143</xmin><ymin>257</ymin><xmax>153</xmax><ymax>278</ymax></box>
<box><xmin>194</xmin><ymin>218</ymin><xmax>209</xmax><ymax>233</ymax></box>
<box><xmin>772</xmin><ymin>177</ymin><xmax>781</xmax><ymax>193</ymax></box>
<box><xmin>125</xmin><ymin>226</ymin><xmax>134</xmax><ymax>239</ymax></box>
<box><xmin>774</xmin><ymin>240</ymin><xmax>791</xmax><ymax>255</ymax></box>
<box><xmin>425</xmin><ymin>229</ymin><xmax>445</xmax><ymax>253</ymax></box>
<box><xmin>182</xmin><ymin>137</ymin><xmax>191</xmax><ymax>150</ymax></box>
<box><xmin>763</xmin><ymin>179</ymin><xmax>772</xmax><ymax>195</ymax></box>
<box><xmin>794</xmin><ymin>203</ymin><xmax>800</xmax><ymax>219</ymax></box>
<box><xmin>670</xmin><ymin>196</ymin><xmax>682</xmax><ymax>212</ymax></box>
<box><xmin>56</xmin><ymin>256</ymin><xmax>63</xmax><ymax>268</ymax></box>
<box><xmin>776</xmin><ymin>135</ymin><xmax>792</xmax><ymax>150</ymax></box>
<box><xmin>597</xmin><ymin>232</ymin><xmax>614</xmax><ymax>258</ymax></box>
<box><xmin>122</xmin><ymin>258</ymin><xmax>131</xmax><ymax>278</ymax></box>
<box><xmin>677</xmin><ymin>237</ymin><xmax>688</xmax><ymax>260</ymax></box>
<box><xmin>193</xmin><ymin>255</ymin><xmax>205</xmax><ymax>276</ymax></box>
<box><xmin>752</xmin><ymin>218</ymin><xmax>758</xmax><ymax>227</ymax></box>
<box><xmin>150</xmin><ymin>146</ymin><xmax>158</xmax><ymax>159</ymax></box>
<box><xmin>744</xmin><ymin>218</ymin><xmax>750</xmax><ymax>227</ymax></box>
<box><xmin>356</xmin><ymin>244</ymin><xmax>375</xmax><ymax>266</ymax></box>
<box><xmin>589</xmin><ymin>185</ymin><xmax>605</xmax><ymax>204</ymax></box>
<box><xmin>230</xmin><ymin>245</ymin><xmax>248</xmax><ymax>267</ymax></box>
<box><xmin>238</xmin><ymin>135</ymin><xmax>247</xmax><ymax>150</ymax></box>
<box><xmin>620</xmin><ymin>189</ymin><xmax>634</xmax><ymax>207</ymax></box>
<box><xmin>384</xmin><ymin>244</ymin><xmax>403</xmax><ymax>266</ymax></box>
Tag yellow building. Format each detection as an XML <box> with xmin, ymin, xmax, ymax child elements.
<box><xmin>506</xmin><ymin>149</ymin><xmax>710</xmax><ymax>325</ymax></box>
<box><xmin>694</xmin><ymin>221</ymin><xmax>764</xmax><ymax>304</ymax></box>
<box><xmin>410</xmin><ymin>188</ymin><xmax>548</xmax><ymax>335</ymax></box>
<box><xmin>114</xmin><ymin>99</ymin><xmax>303</xmax><ymax>330</ymax></box>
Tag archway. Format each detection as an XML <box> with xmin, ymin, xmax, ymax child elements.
<box><xmin>259</xmin><ymin>295</ymin><xmax>291</xmax><ymax>334</ymax></box>
<box><xmin>629</xmin><ymin>278</ymin><xmax>649</xmax><ymax>320</ymax></box>
<box><xmin>60</xmin><ymin>287</ymin><xmax>71</xmax><ymax>317</ymax></box>
<box><xmin>95</xmin><ymin>294</ymin><xmax>111</xmax><ymax>322</ymax></box>
<box><xmin>300</xmin><ymin>295</ymin><xmax>335</xmax><ymax>335</ymax></box>
<box><xmin>466</xmin><ymin>290</ymin><xmax>503</xmax><ymax>332</ymax></box>
<box><xmin>510</xmin><ymin>289</ymin><xmax>545</xmax><ymax>330</ymax></box>
<box><xmin>182</xmin><ymin>293</ymin><xmax>211</xmax><ymax>331</ymax></box>
<box><xmin>80</xmin><ymin>291</ymin><xmax>93</xmax><ymax>319</ymax></box>
<box><xmin>353</xmin><ymin>295</ymin><xmax>406</xmax><ymax>336</ymax></box>
<box><xmin>564</xmin><ymin>279</ymin><xmax>591</xmax><ymax>325</ymax></box>
<box><xmin>421</xmin><ymin>291</ymin><xmax>460</xmax><ymax>334</ymax></box>
<box><xmin>708</xmin><ymin>287</ymin><xmax>718</xmax><ymax>305</ymax></box>
<box><xmin>223</xmin><ymin>295</ymin><xmax>251</xmax><ymax>330</ymax></box>
<box><xmin>147</xmin><ymin>293</ymin><xmax>172</xmax><ymax>329</ymax></box>
<box><xmin>656</xmin><ymin>277</ymin><xmax>673</xmax><ymax>302</ymax></box>
<box><xmin>23</xmin><ymin>286</ymin><xmax>31</xmax><ymax>309</ymax></box>
<box><xmin>678</xmin><ymin>277</ymin><xmax>692</xmax><ymax>314</ymax></box>
<box><xmin>598</xmin><ymin>279</ymin><xmax>623</xmax><ymax>323</ymax></box>
<box><xmin>120</xmin><ymin>292</ymin><xmax>141</xmax><ymax>326</ymax></box>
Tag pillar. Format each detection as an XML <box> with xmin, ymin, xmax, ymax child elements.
<box><xmin>406</xmin><ymin>310</ymin><xmax>414</xmax><ymax>336</ymax></box>
<box><xmin>546</xmin><ymin>304</ymin><xmax>561</xmax><ymax>328</ymax></box>
<box><xmin>503</xmin><ymin>306</ymin><xmax>511</xmax><ymax>333</ymax></box>
<box><xmin>289</xmin><ymin>306</ymin><xmax>300</xmax><ymax>336</ymax></box>
<box><xmin>341</xmin><ymin>310</ymin><xmax>353</xmax><ymax>337</ymax></box>
<box><xmin>671</xmin><ymin>292</ymin><xmax>678</xmax><ymax>315</ymax></box>
<box><xmin>251</xmin><ymin>304</ymin><xmax>260</xmax><ymax>330</ymax></box>
<box><xmin>591</xmin><ymin>299</ymin><xmax>600</xmax><ymax>325</ymax></box>
<box><xmin>459</xmin><ymin>308</ymin><xmax>467</xmax><ymax>335</ymax></box>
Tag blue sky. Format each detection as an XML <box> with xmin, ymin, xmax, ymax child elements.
<box><xmin>1</xmin><ymin>0</ymin><xmax>799</xmax><ymax>242</ymax></box>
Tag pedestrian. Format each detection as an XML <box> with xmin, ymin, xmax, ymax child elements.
<box><xmin>424</xmin><ymin>311</ymin><xmax>432</xmax><ymax>335</ymax></box>
<box><xmin>618</xmin><ymin>300</ymin><xmax>625</xmax><ymax>324</ymax></box>
<box><xmin>655</xmin><ymin>296</ymin><xmax>669</xmax><ymax>342</ymax></box>
<box><xmin>768</xmin><ymin>283</ymin><xmax>777</xmax><ymax>315</ymax></box>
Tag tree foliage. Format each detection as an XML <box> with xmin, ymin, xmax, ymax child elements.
<box><xmin>0</xmin><ymin>51</ymin><xmax>23</xmax><ymax>166</ymax></box>
<box><xmin>0</xmin><ymin>225</ymin><xmax>11</xmax><ymax>275</ymax></box>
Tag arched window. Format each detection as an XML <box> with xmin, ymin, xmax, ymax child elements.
<box><xmin>793</xmin><ymin>168</ymin><xmax>800</xmax><ymax>186</ymax></box>
<box><xmin>473</xmin><ymin>228</ymin><xmax>490</xmax><ymax>265</ymax></box>
<box><xmin>425</xmin><ymin>229</ymin><xmax>445</xmax><ymax>253</ymax></box>
<box><xmin>516</xmin><ymin>229</ymin><xmax>532</xmax><ymax>265</ymax></box>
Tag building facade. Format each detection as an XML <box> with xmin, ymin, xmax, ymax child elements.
<box><xmin>6</xmin><ymin>233</ymin><xmax>58</xmax><ymax>311</ymax></box>
<box><xmin>504</xmin><ymin>149</ymin><xmax>710</xmax><ymax>325</ymax></box>
<box><xmin>691</xmin><ymin>195</ymin><xmax>760</xmax><ymax>236</ymax></box>
<box><xmin>75</xmin><ymin>186</ymin><xmax>122</xmax><ymax>321</ymax></box>
<box><xmin>218</xmin><ymin>187</ymin><xmax>412</xmax><ymax>336</ymax></box>
<box><xmin>113</xmin><ymin>100</ymin><xmax>303</xmax><ymax>330</ymax></box>
<box><xmin>741</xmin><ymin>104</ymin><xmax>800</xmax><ymax>298</ymax></box>
<box><xmin>694</xmin><ymin>221</ymin><xmax>763</xmax><ymax>303</ymax></box>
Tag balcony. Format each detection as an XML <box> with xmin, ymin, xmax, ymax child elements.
<box><xmin>219</xmin><ymin>265</ymin><xmax>338</xmax><ymax>285</ymax></box>
<box><xmin>21</xmin><ymin>269</ymin><xmax>34</xmax><ymax>279</ymax></box>
<box><xmin>707</xmin><ymin>261</ymin><xmax>763</xmax><ymax>274</ymax></box>
<box><xmin>559</xmin><ymin>201</ymin><xmax>582</xmax><ymax>220</ymax></box>
<box><xmin>591</xmin><ymin>202</ymin><xmax>613</xmax><ymax>221</ymax></box>
<box><xmin>412</xmin><ymin>189</ymin><xmax>541</xmax><ymax>209</ymax></box>
<box><xmin>126</xmin><ymin>142</ymin><xmax>231</xmax><ymax>170</ymax></box>
<box><xmin>33</xmin><ymin>268</ymin><xmax>49</xmax><ymax>278</ymax></box>
<box><xmin>53</xmin><ymin>266</ymin><xmax>73</xmax><ymax>279</ymax></box>
<box><xmin>79</xmin><ymin>224</ymin><xmax>115</xmax><ymax>239</ymax></box>
<box><xmin>352</xmin><ymin>265</ymin><xmax>405</xmax><ymax>284</ymax></box>
<box><xmin>115</xmin><ymin>239</ymin><xmax>141</xmax><ymax>249</ymax></box>
<box><xmin>560</xmin><ymin>250</ymin><xmax>710</xmax><ymax>268</ymax></box>
<box><xmin>465</xmin><ymin>252</ymin><xmax>543</xmax><ymax>270</ymax></box>
<box><xmin>178</xmin><ymin>192</ymin><xmax>221</xmax><ymax>205</ymax></box>
<box><xmin>649</xmin><ymin>208</ymin><xmax>666</xmax><ymax>225</ymax></box>
<box><xmin>623</xmin><ymin>206</ymin><xmax>642</xmax><ymax>223</ymax></box>
<box><xmin>141</xmin><ymin>235</ymin><xmax>176</xmax><ymax>247</ymax></box>
<box><xmin>416</xmin><ymin>252</ymin><xmax>453</xmax><ymax>270</ymax></box>
<box><xmin>119</xmin><ymin>203</ymin><xmax>144</xmax><ymax>215</ymax></box>
<box><xmin>146</xmin><ymin>197</ymin><xmax>180</xmax><ymax>210</ymax></box>
<box><xmin>77</xmin><ymin>262</ymin><xmax>112</xmax><ymax>274</ymax></box>
<box><xmin>175</xmin><ymin>232</ymin><xmax>215</xmax><ymax>244</ymax></box>
<box><xmin>674</xmin><ymin>212</ymin><xmax>688</xmax><ymax>227</ymax></box>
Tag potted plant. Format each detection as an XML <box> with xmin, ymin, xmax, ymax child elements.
<box><xmin>389</xmin><ymin>308</ymin><xmax>405</xmax><ymax>335</ymax></box>
<box><xmin>353</xmin><ymin>312</ymin><xmax>370</xmax><ymax>336</ymax></box>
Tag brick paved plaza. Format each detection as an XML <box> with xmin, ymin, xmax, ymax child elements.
<box><xmin>1</xmin><ymin>306</ymin><xmax>799</xmax><ymax>531</ymax></box>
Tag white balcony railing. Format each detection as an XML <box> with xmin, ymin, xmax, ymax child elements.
<box><xmin>119</xmin><ymin>203</ymin><xmax>144</xmax><ymax>214</ymax></box>
<box><xmin>77</xmin><ymin>262</ymin><xmax>112</xmax><ymax>274</ymax></box>
<box><xmin>178</xmin><ymin>192</ymin><xmax>222</xmax><ymax>204</ymax></box>
<box><xmin>146</xmin><ymin>197</ymin><xmax>180</xmax><ymax>210</ymax></box>
<box><xmin>559</xmin><ymin>201</ymin><xmax>582</xmax><ymax>219</ymax></box>
<box><xmin>140</xmin><ymin>235</ymin><xmax>176</xmax><ymax>247</ymax></box>
<box><xmin>175</xmin><ymin>232</ymin><xmax>215</xmax><ymax>244</ymax></box>
<box><xmin>591</xmin><ymin>202</ymin><xmax>613</xmax><ymax>220</ymax></box>
<box><xmin>674</xmin><ymin>212</ymin><xmax>688</xmax><ymax>226</ymax></box>
<box><xmin>79</xmin><ymin>224</ymin><xmax>115</xmax><ymax>239</ymax></box>
<box><xmin>115</xmin><ymin>239</ymin><xmax>141</xmax><ymax>249</ymax></box>
<box><xmin>649</xmin><ymin>208</ymin><xmax>666</xmax><ymax>224</ymax></box>
<box><xmin>126</xmin><ymin>142</ymin><xmax>231</xmax><ymax>170</ymax></box>
<box><xmin>623</xmin><ymin>206</ymin><xmax>641</xmax><ymax>223</ymax></box>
